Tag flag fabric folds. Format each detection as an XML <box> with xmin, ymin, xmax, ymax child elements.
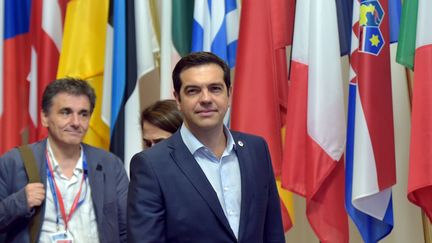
<box><xmin>231</xmin><ymin>0</ymin><xmax>294</xmax><ymax>232</ymax></box>
<box><xmin>345</xmin><ymin>0</ymin><xmax>396</xmax><ymax>242</ymax></box>
<box><xmin>281</xmin><ymin>0</ymin><xmax>348</xmax><ymax>242</ymax></box>
<box><xmin>395</xmin><ymin>0</ymin><xmax>418</xmax><ymax>70</ymax></box>
<box><xmin>57</xmin><ymin>0</ymin><xmax>110</xmax><ymax>150</ymax></box>
<box><xmin>397</xmin><ymin>0</ymin><xmax>432</xmax><ymax>222</ymax></box>
<box><xmin>388</xmin><ymin>0</ymin><xmax>401</xmax><ymax>43</ymax></box>
<box><xmin>0</xmin><ymin>0</ymin><xmax>3</xmax><ymax>153</ymax></box>
<box><xmin>336</xmin><ymin>0</ymin><xmax>353</xmax><ymax>56</ymax></box>
<box><xmin>191</xmin><ymin>0</ymin><xmax>239</xmax><ymax>68</ymax></box>
<box><xmin>106</xmin><ymin>0</ymin><xmax>127</xmax><ymax>165</ymax></box>
<box><xmin>28</xmin><ymin>0</ymin><xmax>67</xmax><ymax>142</ymax></box>
<box><xmin>1</xmin><ymin>0</ymin><xmax>31</xmax><ymax>155</ymax></box>
<box><xmin>172</xmin><ymin>0</ymin><xmax>194</xmax><ymax>58</ymax></box>
<box><xmin>107</xmin><ymin>0</ymin><xmax>158</xmax><ymax>174</ymax></box>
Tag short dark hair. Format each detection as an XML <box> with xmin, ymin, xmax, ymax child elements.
<box><xmin>140</xmin><ymin>99</ymin><xmax>183</xmax><ymax>134</ymax></box>
<box><xmin>172</xmin><ymin>52</ymin><xmax>230</xmax><ymax>95</ymax></box>
<box><xmin>42</xmin><ymin>77</ymin><xmax>96</xmax><ymax>114</ymax></box>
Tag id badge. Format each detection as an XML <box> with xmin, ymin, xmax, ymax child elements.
<box><xmin>50</xmin><ymin>231</ymin><xmax>73</xmax><ymax>243</ymax></box>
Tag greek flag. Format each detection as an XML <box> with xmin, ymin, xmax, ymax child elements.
<box><xmin>191</xmin><ymin>0</ymin><xmax>239</xmax><ymax>68</ymax></box>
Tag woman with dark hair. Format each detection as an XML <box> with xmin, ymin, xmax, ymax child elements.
<box><xmin>140</xmin><ymin>99</ymin><xmax>183</xmax><ymax>148</ymax></box>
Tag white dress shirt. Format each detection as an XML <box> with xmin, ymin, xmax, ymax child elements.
<box><xmin>38</xmin><ymin>140</ymin><xmax>100</xmax><ymax>243</ymax></box>
<box><xmin>180</xmin><ymin>125</ymin><xmax>242</xmax><ymax>239</ymax></box>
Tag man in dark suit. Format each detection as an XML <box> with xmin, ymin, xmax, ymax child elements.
<box><xmin>127</xmin><ymin>52</ymin><xmax>285</xmax><ymax>243</ymax></box>
<box><xmin>0</xmin><ymin>78</ymin><xmax>128</xmax><ymax>243</ymax></box>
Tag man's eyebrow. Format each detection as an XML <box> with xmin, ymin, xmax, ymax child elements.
<box><xmin>183</xmin><ymin>84</ymin><xmax>200</xmax><ymax>89</ymax></box>
<box><xmin>59</xmin><ymin>107</ymin><xmax>72</xmax><ymax>112</ymax></box>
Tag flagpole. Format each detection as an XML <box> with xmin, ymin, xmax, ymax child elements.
<box><xmin>421</xmin><ymin>213</ymin><xmax>431</xmax><ymax>243</ymax></box>
<box><xmin>405</xmin><ymin>67</ymin><xmax>432</xmax><ymax>243</ymax></box>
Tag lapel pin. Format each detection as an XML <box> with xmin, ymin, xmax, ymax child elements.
<box><xmin>238</xmin><ymin>141</ymin><xmax>244</xmax><ymax>147</ymax></box>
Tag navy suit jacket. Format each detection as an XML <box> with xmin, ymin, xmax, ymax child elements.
<box><xmin>127</xmin><ymin>130</ymin><xmax>284</xmax><ymax>243</ymax></box>
<box><xmin>0</xmin><ymin>139</ymin><xmax>128</xmax><ymax>243</ymax></box>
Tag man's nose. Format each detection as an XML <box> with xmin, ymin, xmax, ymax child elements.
<box><xmin>199</xmin><ymin>89</ymin><xmax>211</xmax><ymax>102</ymax></box>
<box><xmin>70</xmin><ymin>113</ymin><xmax>80</xmax><ymax>126</ymax></box>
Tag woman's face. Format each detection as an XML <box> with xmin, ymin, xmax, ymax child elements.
<box><xmin>142</xmin><ymin>121</ymin><xmax>173</xmax><ymax>148</ymax></box>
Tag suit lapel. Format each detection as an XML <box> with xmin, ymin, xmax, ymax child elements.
<box><xmin>83</xmin><ymin>145</ymin><xmax>104</xmax><ymax>229</ymax></box>
<box><xmin>169</xmin><ymin>132</ymin><xmax>236</xmax><ymax>240</ymax></box>
<box><xmin>34</xmin><ymin>140</ymin><xmax>48</xmax><ymax>183</ymax></box>
<box><xmin>232</xmin><ymin>132</ymin><xmax>256</xmax><ymax>242</ymax></box>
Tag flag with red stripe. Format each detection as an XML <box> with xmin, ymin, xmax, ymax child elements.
<box><xmin>27</xmin><ymin>0</ymin><xmax>68</xmax><ymax>142</ymax></box>
<box><xmin>281</xmin><ymin>0</ymin><xmax>348</xmax><ymax>242</ymax></box>
<box><xmin>397</xmin><ymin>0</ymin><xmax>432</xmax><ymax>222</ymax></box>
<box><xmin>231</xmin><ymin>0</ymin><xmax>294</xmax><ymax>231</ymax></box>
<box><xmin>345</xmin><ymin>0</ymin><xmax>396</xmax><ymax>242</ymax></box>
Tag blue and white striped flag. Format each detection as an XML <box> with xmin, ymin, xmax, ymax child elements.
<box><xmin>191</xmin><ymin>0</ymin><xmax>239</xmax><ymax>68</ymax></box>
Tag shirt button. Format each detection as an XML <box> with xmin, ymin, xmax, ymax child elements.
<box><xmin>223</xmin><ymin>186</ymin><xmax>229</xmax><ymax>191</ymax></box>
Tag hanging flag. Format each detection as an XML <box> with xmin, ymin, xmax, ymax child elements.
<box><xmin>345</xmin><ymin>0</ymin><xmax>396</xmax><ymax>242</ymax></box>
<box><xmin>231</xmin><ymin>0</ymin><xmax>295</xmax><ymax>232</ymax></box>
<box><xmin>57</xmin><ymin>0</ymin><xmax>110</xmax><ymax>150</ymax></box>
<box><xmin>0</xmin><ymin>0</ymin><xmax>3</xmax><ymax>153</ymax></box>
<box><xmin>388</xmin><ymin>0</ymin><xmax>401</xmax><ymax>43</ymax></box>
<box><xmin>107</xmin><ymin>0</ymin><xmax>158</xmax><ymax>173</ymax></box>
<box><xmin>336</xmin><ymin>0</ymin><xmax>353</xmax><ymax>56</ymax></box>
<box><xmin>1</xmin><ymin>0</ymin><xmax>32</xmax><ymax>154</ymax></box>
<box><xmin>191</xmin><ymin>0</ymin><xmax>238</xmax><ymax>68</ymax></box>
<box><xmin>158</xmin><ymin>0</ymin><xmax>194</xmax><ymax>99</ymax></box>
<box><xmin>105</xmin><ymin>0</ymin><xmax>126</xmax><ymax>162</ymax></box>
<box><xmin>281</xmin><ymin>0</ymin><xmax>348</xmax><ymax>242</ymax></box>
<box><xmin>28</xmin><ymin>0</ymin><xmax>68</xmax><ymax>142</ymax></box>
<box><xmin>395</xmin><ymin>0</ymin><xmax>417</xmax><ymax>70</ymax></box>
<box><xmin>172</xmin><ymin>0</ymin><xmax>194</xmax><ymax>58</ymax></box>
<box><xmin>397</xmin><ymin>0</ymin><xmax>432</xmax><ymax>222</ymax></box>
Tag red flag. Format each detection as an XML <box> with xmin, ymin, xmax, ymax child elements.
<box><xmin>27</xmin><ymin>0</ymin><xmax>68</xmax><ymax>142</ymax></box>
<box><xmin>231</xmin><ymin>0</ymin><xmax>294</xmax><ymax>231</ymax></box>
<box><xmin>407</xmin><ymin>0</ymin><xmax>432</xmax><ymax>221</ymax></box>
<box><xmin>281</xmin><ymin>0</ymin><xmax>348</xmax><ymax>242</ymax></box>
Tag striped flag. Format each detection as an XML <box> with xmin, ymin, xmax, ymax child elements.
<box><xmin>191</xmin><ymin>0</ymin><xmax>239</xmax><ymax>68</ymax></box>
<box><xmin>172</xmin><ymin>0</ymin><xmax>194</xmax><ymax>59</ymax></box>
<box><xmin>231</xmin><ymin>0</ymin><xmax>295</xmax><ymax>232</ymax></box>
<box><xmin>1</xmin><ymin>0</ymin><xmax>32</xmax><ymax>154</ymax></box>
<box><xmin>388</xmin><ymin>0</ymin><xmax>401</xmax><ymax>43</ymax></box>
<box><xmin>345</xmin><ymin>0</ymin><xmax>396</xmax><ymax>242</ymax></box>
<box><xmin>105</xmin><ymin>0</ymin><xmax>127</xmax><ymax>163</ymax></box>
<box><xmin>281</xmin><ymin>0</ymin><xmax>348</xmax><ymax>242</ymax></box>
<box><xmin>28</xmin><ymin>0</ymin><xmax>68</xmax><ymax>142</ymax></box>
<box><xmin>0</xmin><ymin>0</ymin><xmax>4</xmax><ymax>154</ymax></box>
<box><xmin>57</xmin><ymin>0</ymin><xmax>110</xmax><ymax>150</ymax></box>
<box><xmin>397</xmin><ymin>0</ymin><xmax>432</xmax><ymax>222</ymax></box>
<box><xmin>336</xmin><ymin>0</ymin><xmax>353</xmax><ymax>56</ymax></box>
<box><xmin>107</xmin><ymin>0</ymin><xmax>158</xmax><ymax>173</ymax></box>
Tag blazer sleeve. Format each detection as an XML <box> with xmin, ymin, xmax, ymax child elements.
<box><xmin>127</xmin><ymin>152</ymin><xmax>166</xmax><ymax>243</ymax></box>
<box><xmin>0</xmin><ymin>149</ymin><xmax>33</xmax><ymax>232</ymax></box>
<box><xmin>113</xmin><ymin>156</ymin><xmax>129</xmax><ymax>243</ymax></box>
<box><xmin>261</xmin><ymin>139</ymin><xmax>286</xmax><ymax>243</ymax></box>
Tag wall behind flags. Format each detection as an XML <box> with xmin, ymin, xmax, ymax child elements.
<box><xmin>0</xmin><ymin>0</ymin><xmax>429</xmax><ymax>242</ymax></box>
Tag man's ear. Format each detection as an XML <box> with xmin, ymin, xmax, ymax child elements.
<box><xmin>228</xmin><ymin>86</ymin><xmax>233</xmax><ymax>106</ymax></box>
<box><xmin>41</xmin><ymin>111</ymin><xmax>49</xmax><ymax>128</ymax></box>
<box><xmin>174</xmin><ymin>91</ymin><xmax>181</xmax><ymax>107</ymax></box>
